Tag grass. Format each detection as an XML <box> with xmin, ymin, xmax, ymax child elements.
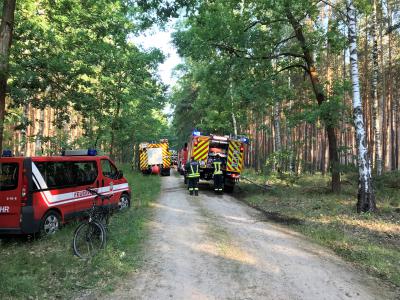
<box><xmin>0</xmin><ymin>164</ymin><xmax>161</xmax><ymax>299</ymax></box>
<box><xmin>238</xmin><ymin>169</ymin><xmax>400</xmax><ymax>288</ymax></box>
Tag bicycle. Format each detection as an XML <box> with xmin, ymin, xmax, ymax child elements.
<box><xmin>72</xmin><ymin>188</ymin><xmax>112</xmax><ymax>259</ymax></box>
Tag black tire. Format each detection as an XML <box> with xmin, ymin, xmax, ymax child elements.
<box><xmin>224</xmin><ymin>184</ymin><xmax>234</xmax><ymax>193</ymax></box>
<box><xmin>160</xmin><ymin>168</ymin><xmax>171</xmax><ymax>176</ymax></box>
<box><xmin>40</xmin><ymin>210</ymin><xmax>61</xmax><ymax>236</ymax></box>
<box><xmin>118</xmin><ymin>193</ymin><xmax>130</xmax><ymax>211</ymax></box>
<box><xmin>73</xmin><ymin>221</ymin><xmax>106</xmax><ymax>259</ymax></box>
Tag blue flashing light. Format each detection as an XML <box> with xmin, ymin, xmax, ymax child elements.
<box><xmin>2</xmin><ymin>150</ymin><xmax>13</xmax><ymax>157</ymax></box>
<box><xmin>87</xmin><ymin>149</ymin><xmax>97</xmax><ymax>156</ymax></box>
<box><xmin>240</xmin><ymin>137</ymin><xmax>249</xmax><ymax>144</ymax></box>
<box><xmin>192</xmin><ymin>130</ymin><xmax>201</xmax><ymax>137</ymax></box>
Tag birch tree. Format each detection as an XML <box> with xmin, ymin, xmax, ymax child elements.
<box><xmin>347</xmin><ymin>0</ymin><xmax>376</xmax><ymax>212</ymax></box>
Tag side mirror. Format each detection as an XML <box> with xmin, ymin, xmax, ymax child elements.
<box><xmin>117</xmin><ymin>170</ymin><xmax>124</xmax><ymax>179</ymax></box>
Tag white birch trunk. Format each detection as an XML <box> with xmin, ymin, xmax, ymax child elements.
<box><xmin>372</xmin><ymin>0</ymin><xmax>383</xmax><ymax>175</ymax></box>
<box><xmin>231</xmin><ymin>112</ymin><xmax>238</xmax><ymax>136</ymax></box>
<box><xmin>347</xmin><ymin>0</ymin><xmax>376</xmax><ymax>212</ymax></box>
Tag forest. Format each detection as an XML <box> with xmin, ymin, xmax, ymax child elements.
<box><xmin>0</xmin><ymin>0</ymin><xmax>400</xmax><ymax>212</ymax></box>
<box><xmin>1</xmin><ymin>1</ymin><xmax>400</xmax><ymax>296</ymax></box>
<box><xmin>167</xmin><ymin>0</ymin><xmax>400</xmax><ymax>211</ymax></box>
<box><xmin>0</xmin><ymin>0</ymin><xmax>169</xmax><ymax>161</ymax></box>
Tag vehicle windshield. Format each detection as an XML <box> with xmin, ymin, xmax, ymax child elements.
<box><xmin>0</xmin><ymin>163</ymin><xmax>19</xmax><ymax>191</ymax></box>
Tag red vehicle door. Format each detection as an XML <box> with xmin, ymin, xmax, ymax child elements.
<box><xmin>99</xmin><ymin>158</ymin><xmax>125</xmax><ymax>208</ymax></box>
<box><xmin>0</xmin><ymin>158</ymin><xmax>22</xmax><ymax>229</ymax></box>
<box><xmin>31</xmin><ymin>160</ymin><xmax>78</xmax><ymax>220</ymax></box>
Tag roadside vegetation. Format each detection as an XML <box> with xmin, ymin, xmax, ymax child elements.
<box><xmin>238</xmin><ymin>170</ymin><xmax>400</xmax><ymax>288</ymax></box>
<box><xmin>0</xmin><ymin>165</ymin><xmax>161</xmax><ymax>299</ymax></box>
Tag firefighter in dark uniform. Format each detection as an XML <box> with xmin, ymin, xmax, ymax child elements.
<box><xmin>213</xmin><ymin>153</ymin><xmax>224</xmax><ymax>192</ymax></box>
<box><xmin>186</xmin><ymin>157</ymin><xmax>200</xmax><ymax>196</ymax></box>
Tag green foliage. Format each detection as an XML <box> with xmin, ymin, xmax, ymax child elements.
<box><xmin>0</xmin><ymin>166</ymin><xmax>161</xmax><ymax>299</ymax></box>
<box><xmin>167</xmin><ymin>0</ymin><xmax>353</xmax><ymax>145</ymax></box>
<box><xmin>7</xmin><ymin>0</ymin><xmax>169</xmax><ymax>158</ymax></box>
<box><xmin>374</xmin><ymin>171</ymin><xmax>400</xmax><ymax>190</ymax></box>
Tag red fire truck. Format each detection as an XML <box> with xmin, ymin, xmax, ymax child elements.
<box><xmin>177</xmin><ymin>143</ymin><xmax>188</xmax><ymax>175</ymax></box>
<box><xmin>184</xmin><ymin>133</ymin><xmax>247</xmax><ymax>192</ymax></box>
<box><xmin>0</xmin><ymin>150</ymin><xmax>131</xmax><ymax>235</ymax></box>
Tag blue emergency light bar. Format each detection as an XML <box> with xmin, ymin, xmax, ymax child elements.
<box><xmin>2</xmin><ymin>150</ymin><xmax>13</xmax><ymax>157</ymax></box>
<box><xmin>192</xmin><ymin>130</ymin><xmax>201</xmax><ymax>137</ymax></box>
<box><xmin>62</xmin><ymin>149</ymin><xmax>97</xmax><ymax>156</ymax></box>
<box><xmin>240</xmin><ymin>137</ymin><xmax>249</xmax><ymax>144</ymax></box>
<box><xmin>87</xmin><ymin>149</ymin><xmax>97</xmax><ymax>156</ymax></box>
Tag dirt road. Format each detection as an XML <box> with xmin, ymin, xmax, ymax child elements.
<box><xmin>100</xmin><ymin>172</ymin><xmax>396</xmax><ymax>300</ymax></box>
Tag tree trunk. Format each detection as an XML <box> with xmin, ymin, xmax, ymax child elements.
<box><xmin>371</xmin><ymin>0</ymin><xmax>383</xmax><ymax>175</ymax></box>
<box><xmin>347</xmin><ymin>0</ymin><xmax>376</xmax><ymax>212</ymax></box>
<box><xmin>110</xmin><ymin>98</ymin><xmax>121</xmax><ymax>160</ymax></box>
<box><xmin>286</xmin><ymin>9</ymin><xmax>341</xmax><ymax>192</ymax></box>
<box><xmin>273</xmin><ymin>102</ymin><xmax>282</xmax><ymax>172</ymax></box>
<box><xmin>0</xmin><ymin>0</ymin><xmax>16</xmax><ymax>153</ymax></box>
<box><xmin>231</xmin><ymin>112</ymin><xmax>238</xmax><ymax>136</ymax></box>
<box><xmin>273</xmin><ymin>102</ymin><xmax>281</xmax><ymax>152</ymax></box>
<box><xmin>378</xmin><ymin>1</ymin><xmax>387</xmax><ymax>171</ymax></box>
<box><xmin>229</xmin><ymin>81</ymin><xmax>238</xmax><ymax>136</ymax></box>
<box><xmin>35</xmin><ymin>109</ymin><xmax>45</xmax><ymax>156</ymax></box>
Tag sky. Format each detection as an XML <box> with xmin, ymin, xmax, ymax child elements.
<box><xmin>131</xmin><ymin>23</ymin><xmax>182</xmax><ymax>88</ymax></box>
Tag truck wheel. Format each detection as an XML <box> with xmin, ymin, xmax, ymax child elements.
<box><xmin>41</xmin><ymin>211</ymin><xmax>61</xmax><ymax>235</ymax></box>
<box><xmin>119</xmin><ymin>194</ymin><xmax>130</xmax><ymax>211</ymax></box>
<box><xmin>224</xmin><ymin>184</ymin><xmax>234</xmax><ymax>193</ymax></box>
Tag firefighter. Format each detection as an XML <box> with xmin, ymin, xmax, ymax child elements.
<box><xmin>213</xmin><ymin>153</ymin><xmax>224</xmax><ymax>192</ymax></box>
<box><xmin>186</xmin><ymin>157</ymin><xmax>200</xmax><ymax>196</ymax></box>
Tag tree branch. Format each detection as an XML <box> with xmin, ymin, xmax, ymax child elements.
<box><xmin>244</xmin><ymin>19</ymin><xmax>287</xmax><ymax>32</ymax></box>
<box><xmin>213</xmin><ymin>43</ymin><xmax>305</xmax><ymax>60</ymax></box>
<box><xmin>316</xmin><ymin>0</ymin><xmax>348</xmax><ymax>24</ymax></box>
<box><xmin>277</xmin><ymin>64</ymin><xmax>310</xmax><ymax>74</ymax></box>
<box><xmin>273</xmin><ymin>34</ymin><xmax>296</xmax><ymax>50</ymax></box>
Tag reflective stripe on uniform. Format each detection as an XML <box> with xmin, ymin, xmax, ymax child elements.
<box><xmin>188</xmin><ymin>164</ymin><xmax>200</xmax><ymax>178</ymax></box>
<box><xmin>213</xmin><ymin>161</ymin><xmax>223</xmax><ymax>175</ymax></box>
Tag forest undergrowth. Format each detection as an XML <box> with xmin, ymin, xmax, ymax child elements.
<box><xmin>238</xmin><ymin>169</ymin><xmax>400</xmax><ymax>288</ymax></box>
<box><xmin>0</xmin><ymin>165</ymin><xmax>161</xmax><ymax>300</ymax></box>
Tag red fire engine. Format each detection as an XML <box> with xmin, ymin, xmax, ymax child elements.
<box><xmin>177</xmin><ymin>143</ymin><xmax>188</xmax><ymax>175</ymax></box>
<box><xmin>184</xmin><ymin>132</ymin><xmax>247</xmax><ymax>192</ymax></box>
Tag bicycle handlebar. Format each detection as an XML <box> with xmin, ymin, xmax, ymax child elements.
<box><xmin>86</xmin><ymin>187</ymin><xmax>111</xmax><ymax>200</ymax></box>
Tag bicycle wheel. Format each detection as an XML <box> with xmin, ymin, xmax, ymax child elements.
<box><xmin>72</xmin><ymin>221</ymin><xmax>106</xmax><ymax>259</ymax></box>
<box><xmin>94</xmin><ymin>207</ymin><xmax>110</xmax><ymax>231</ymax></box>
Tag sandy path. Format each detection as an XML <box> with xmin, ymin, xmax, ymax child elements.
<box><xmin>98</xmin><ymin>172</ymin><xmax>396</xmax><ymax>300</ymax></box>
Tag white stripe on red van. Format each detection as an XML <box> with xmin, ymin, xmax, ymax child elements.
<box><xmin>31</xmin><ymin>162</ymin><xmax>129</xmax><ymax>207</ymax></box>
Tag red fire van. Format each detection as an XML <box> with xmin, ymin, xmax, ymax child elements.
<box><xmin>0</xmin><ymin>150</ymin><xmax>131</xmax><ymax>235</ymax></box>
